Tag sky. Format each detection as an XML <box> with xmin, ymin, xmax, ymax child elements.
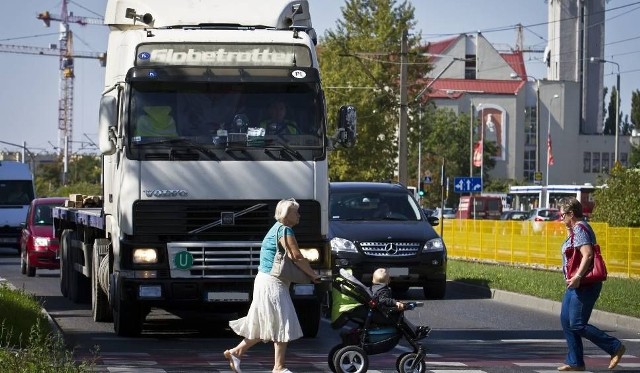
<box><xmin>1</xmin><ymin>0</ymin><xmax>639</xmax><ymax>156</ymax></box>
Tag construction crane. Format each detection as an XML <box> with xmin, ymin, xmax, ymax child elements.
<box><xmin>0</xmin><ymin>0</ymin><xmax>104</xmax><ymax>180</ymax></box>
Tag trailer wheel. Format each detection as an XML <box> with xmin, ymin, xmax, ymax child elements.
<box><xmin>59</xmin><ymin>229</ymin><xmax>72</xmax><ymax>297</ymax></box>
<box><xmin>113</xmin><ymin>296</ymin><xmax>143</xmax><ymax>337</ymax></box>
<box><xmin>67</xmin><ymin>231</ymin><xmax>90</xmax><ymax>303</ymax></box>
<box><xmin>92</xmin><ymin>239</ymin><xmax>112</xmax><ymax>322</ymax></box>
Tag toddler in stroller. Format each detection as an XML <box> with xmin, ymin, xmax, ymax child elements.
<box><xmin>328</xmin><ymin>268</ymin><xmax>431</xmax><ymax>373</ymax></box>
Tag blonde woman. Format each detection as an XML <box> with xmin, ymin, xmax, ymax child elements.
<box><xmin>224</xmin><ymin>198</ymin><xmax>320</xmax><ymax>373</ymax></box>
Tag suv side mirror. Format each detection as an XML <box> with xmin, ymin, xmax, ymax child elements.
<box><xmin>427</xmin><ymin>216</ymin><xmax>440</xmax><ymax>226</ymax></box>
<box><xmin>99</xmin><ymin>96</ymin><xmax>117</xmax><ymax>155</ymax></box>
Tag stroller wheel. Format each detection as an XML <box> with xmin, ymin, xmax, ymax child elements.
<box><xmin>333</xmin><ymin>345</ymin><xmax>369</xmax><ymax>373</ymax></box>
<box><xmin>398</xmin><ymin>352</ymin><xmax>426</xmax><ymax>373</ymax></box>
<box><xmin>327</xmin><ymin>344</ymin><xmax>343</xmax><ymax>373</ymax></box>
<box><xmin>395</xmin><ymin>352</ymin><xmax>410</xmax><ymax>370</ymax></box>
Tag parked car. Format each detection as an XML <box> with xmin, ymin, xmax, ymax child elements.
<box><xmin>500</xmin><ymin>210</ymin><xmax>528</xmax><ymax>220</ymax></box>
<box><xmin>433</xmin><ymin>207</ymin><xmax>457</xmax><ymax>219</ymax></box>
<box><xmin>527</xmin><ymin>208</ymin><xmax>560</xmax><ymax>233</ymax></box>
<box><xmin>20</xmin><ymin>197</ymin><xmax>67</xmax><ymax>277</ymax></box>
<box><xmin>329</xmin><ymin>182</ymin><xmax>447</xmax><ymax>299</ymax></box>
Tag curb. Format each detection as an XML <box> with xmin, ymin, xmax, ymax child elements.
<box><xmin>450</xmin><ymin>281</ymin><xmax>640</xmax><ymax>331</ymax></box>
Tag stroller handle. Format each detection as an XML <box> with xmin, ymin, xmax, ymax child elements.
<box><xmin>403</xmin><ymin>301</ymin><xmax>424</xmax><ymax>310</ymax></box>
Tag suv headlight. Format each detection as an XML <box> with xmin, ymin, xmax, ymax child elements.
<box><xmin>423</xmin><ymin>237</ymin><xmax>444</xmax><ymax>252</ymax></box>
<box><xmin>330</xmin><ymin>237</ymin><xmax>357</xmax><ymax>253</ymax></box>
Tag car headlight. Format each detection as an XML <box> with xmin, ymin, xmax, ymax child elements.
<box><xmin>423</xmin><ymin>237</ymin><xmax>444</xmax><ymax>252</ymax></box>
<box><xmin>34</xmin><ymin>237</ymin><xmax>52</xmax><ymax>247</ymax></box>
<box><xmin>133</xmin><ymin>248</ymin><xmax>158</xmax><ymax>264</ymax></box>
<box><xmin>299</xmin><ymin>248</ymin><xmax>320</xmax><ymax>262</ymax></box>
<box><xmin>330</xmin><ymin>237</ymin><xmax>357</xmax><ymax>253</ymax></box>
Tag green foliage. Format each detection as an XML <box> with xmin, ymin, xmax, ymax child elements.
<box><xmin>35</xmin><ymin>155</ymin><xmax>101</xmax><ymax>197</ymax></box>
<box><xmin>320</xmin><ymin>0</ymin><xmax>421</xmax><ymax>182</ymax></box>
<box><xmin>591</xmin><ymin>165</ymin><xmax>640</xmax><ymax>227</ymax></box>
<box><xmin>448</xmin><ymin>260</ymin><xmax>640</xmax><ymax>318</ymax></box>
<box><xmin>631</xmin><ymin>89</ymin><xmax>640</xmax><ymax>129</ymax></box>
<box><xmin>0</xmin><ymin>286</ymin><xmax>96</xmax><ymax>372</ymax></box>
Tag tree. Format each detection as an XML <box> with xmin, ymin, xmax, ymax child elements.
<box><xmin>591</xmin><ymin>165</ymin><xmax>640</xmax><ymax>227</ymax></box>
<box><xmin>630</xmin><ymin>89</ymin><xmax>640</xmax><ymax>132</ymax></box>
<box><xmin>34</xmin><ymin>154</ymin><xmax>101</xmax><ymax>197</ymax></box>
<box><xmin>603</xmin><ymin>85</ymin><xmax>619</xmax><ymax>135</ymax></box>
<box><xmin>319</xmin><ymin>0</ymin><xmax>423</xmax><ymax>181</ymax></box>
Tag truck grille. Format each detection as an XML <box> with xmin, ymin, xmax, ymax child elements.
<box><xmin>359</xmin><ymin>242</ymin><xmax>421</xmax><ymax>257</ymax></box>
<box><xmin>167</xmin><ymin>241</ymin><xmax>262</xmax><ymax>278</ymax></box>
<box><xmin>133</xmin><ymin>199</ymin><xmax>321</xmax><ymax>241</ymax></box>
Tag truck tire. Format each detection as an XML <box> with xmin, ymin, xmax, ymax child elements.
<box><xmin>113</xmin><ymin>296</ymin><xmax>143</xmax><ymax>337</ymax></box>
<box><xmin>68</xmin><ymin>231</ymin><xmax>90</xmax><ymax>303</ymax></box>
<box><xmin>295</xmin><ymin>299</ymin><xmax>320</xmax><ymax>338</ymax></box>
<box><xmin>59</xmin><ymin>229</ymin><xmax>72</xmax><ymax>297</ymax></box>
<box><xmin>92</xmin><ymin>239</ymin><xmax>112</xmax><ymax>322</ymax></box>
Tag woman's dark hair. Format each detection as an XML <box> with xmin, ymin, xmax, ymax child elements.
<box><xmin>558</xmin><ymin>197</ymin><xmax>583</xmax><ymax>218</ymax></box>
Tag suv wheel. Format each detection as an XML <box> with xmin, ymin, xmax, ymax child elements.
<box><xmin>422</xmin><ymin>278</ymin><xmax>446</xmax><ymax>299</ymax></box>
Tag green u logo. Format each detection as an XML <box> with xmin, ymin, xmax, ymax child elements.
<box><xmin>174</xmin><ymin>251</ymin><xmax>193</xmax><ymax>269</ymax></box>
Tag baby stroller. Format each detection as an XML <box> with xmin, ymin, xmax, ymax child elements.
<box><xmin>328</xmin><ymin>269</ymin><xmax>430</xmax><ymax>373</ymax></box>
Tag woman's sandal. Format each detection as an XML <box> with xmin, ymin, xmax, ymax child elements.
<box><xmin>224</xmin><ymin>349</ymin><xmax>242</xmax><ymax>373</ymax></box>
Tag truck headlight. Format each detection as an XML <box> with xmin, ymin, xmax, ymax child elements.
<box><xmin>331</xmin><ymin>237</ymin><xmax>357</xmax><ymax>253</ymax></box>
<box><xmin>423</xmin><ymin>238</ymin><xmax>444</xmax><ymax>252</ymax></box>
<box><xmin>299</xmin><ymin>248</ymin><xmax>320</xmax><ymax>262</ymax></box>
<box><xmin>133</xmin><ymin>248</ymin><xmax>158</xmax><ymax>264</ymax></box>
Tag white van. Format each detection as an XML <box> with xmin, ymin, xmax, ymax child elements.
<box><xmin>0</xmin><ymin>161</ymin><xmax>35</xmax><ymax>251</ymax></box>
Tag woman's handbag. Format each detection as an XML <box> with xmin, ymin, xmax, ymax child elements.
<box><xmin>270</xmin><ymin>225</ymin><xmax>311</xmax><ymax>284</ymax></box>
<box><xmin>565</xmin><ymin>223</ymin><xmax>608</xmax><ymax>285</ymax></box>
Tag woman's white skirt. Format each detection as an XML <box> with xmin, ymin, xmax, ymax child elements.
<box><xmin>229</xmin><ymin>271</ymin><xmax>303</xmax><ymax>343</ymax></box>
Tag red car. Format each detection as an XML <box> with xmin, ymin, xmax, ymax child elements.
<box><xmin>20</xmin><ymin>197</ymin><xmax>67</xmax><ymax>277</ymax></box>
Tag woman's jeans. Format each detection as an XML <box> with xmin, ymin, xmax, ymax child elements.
<box><xmin>560</xmin><ymin>282</ymin><xmax>622</xmax><ymax>367</ymax></box>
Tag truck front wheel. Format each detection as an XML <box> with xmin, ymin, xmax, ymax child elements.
<box><xmin>92</xmin><ymin>239</ymin><xmax>112</xmax><ymax>322</ymax></box>
<box><xmin>295</xmin><ymin>299</ymin><xmax>320</xmax><ymax>338</ymax></box>
<box><xmin>113</xmin><ymin>296</ymin><xmax>143</xmax><ymax>337</ymax></box>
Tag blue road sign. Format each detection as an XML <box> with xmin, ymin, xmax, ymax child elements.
<box><xmin>453</xmin><ymin>177</ymin><xmax>482</xmax><ymax>193</ymax></box>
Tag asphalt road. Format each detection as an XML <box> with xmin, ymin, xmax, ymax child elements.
<box><xmin>2</xmin><ymin>246</ymin><xmax>639</xmax><ymax>372</ymax></box>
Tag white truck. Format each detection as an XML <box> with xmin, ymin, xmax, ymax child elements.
<box><xmin>0</xmin><ymin>161</ymin><xmax>35</xmax><ymax>251</ymax></box>
<box><xmin>53</xmin><ymin>0</ymin><xmax>356</xmax><ymax>337</ymax></box>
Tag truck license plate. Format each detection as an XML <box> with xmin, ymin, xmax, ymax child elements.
<box><xmin>138</xmin><ymin>285</ymin><xmax>162</xmax><ymax>298</ymax></box>
<box><xmin>206</xmin><ymin>292</ymin><xmax>249</xmax><ymax>302</ymax></box>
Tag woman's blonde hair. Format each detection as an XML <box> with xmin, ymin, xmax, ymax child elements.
<box><xmin>274</xmin><ymin>198</ymin><xmax>299</xmax><ymax>222</ymax></box>
<box><xmin>372</xmin><ymin>268</ymin><xmax>390</xmax><ymax>285</ymax></box>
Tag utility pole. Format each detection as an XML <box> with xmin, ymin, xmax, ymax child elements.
<box><xmin>398</xmin><ymin>29</ymin><xmax>408</xmax><ymax>186</ymax></box>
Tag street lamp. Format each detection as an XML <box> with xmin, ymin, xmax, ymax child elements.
<box><xmin>590</xmin><ymin>57</ymin><xmax>620</xmax><ymax>164</ymax></box>
<box><xmin>546</xmin><ymin>94</ymin><xmax>560</xmax><ymax>187</ymax></box>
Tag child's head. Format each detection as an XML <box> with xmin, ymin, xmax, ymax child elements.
<box><xmin>372</xmin><ymin>268</ymin><xmax>390</xmax><ymax>285</ymax></box>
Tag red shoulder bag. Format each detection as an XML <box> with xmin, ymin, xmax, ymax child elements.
<box><xmin>564</xmin><ymin>223</ymin><xmax>608</xmax><ymax>285</ymax></box>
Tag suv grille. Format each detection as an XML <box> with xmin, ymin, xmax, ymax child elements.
<box><xmin>359</xmin><ymin>242</ymin><xmax>421</xmax><ymax>257</ymax></box>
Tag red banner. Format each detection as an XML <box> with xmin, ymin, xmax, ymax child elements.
<box><xmin>473</xmin><ymin>141</ymin><xmax>483</xmax><ymax>167</ymax></box>
<box><xmin>547</xmin><ymin>134</ymin><xmax>554</xmax><ymax>166</ymax></box>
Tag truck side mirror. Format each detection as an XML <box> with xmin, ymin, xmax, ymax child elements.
<box><xmin>335</xmin><ymin>105</ymin><xmax>357</xmax><ymax>147</ymax></box>
<box><xmin>99</xmin><ymin>96</ymin><xmax>117</xmax><ymax>155</ymax></box>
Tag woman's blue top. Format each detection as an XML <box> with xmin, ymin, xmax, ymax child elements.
<box><xmin>258</xmin><ymin>222</ymin><xmax>294</xmax><ymax>274</ymax></box>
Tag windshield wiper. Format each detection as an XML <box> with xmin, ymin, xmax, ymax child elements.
<box><xmin>263</xmin><ymin>138</ymin><xmax>302</xmax><ymax>159</ymax></box>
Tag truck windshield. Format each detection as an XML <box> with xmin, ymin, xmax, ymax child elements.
<box><xmin>0</xmin><ymin>181</ymin><xmax>34</xmax><ymax>206</ymax></box>
<box><xmin>126</xmin><ymin>79</ymin><xmax>326</xmax><ymax>161</ymax></box>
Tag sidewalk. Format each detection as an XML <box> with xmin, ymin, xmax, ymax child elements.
<box><xmin>449</xmin><ymin>281</ymin><xmax>640</xmax><ymax>331</ymax></box>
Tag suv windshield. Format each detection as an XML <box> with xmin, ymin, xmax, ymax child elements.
<box><xmin>330</xmin><ymin>191</ymin><xmax>422</xmax><ymax>221</ymax></box>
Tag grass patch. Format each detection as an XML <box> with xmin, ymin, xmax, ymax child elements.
<box><xmin>448</xmin><ymin>259</ymin><xmax>640</xmax><ymax>319</ymax></box>
<box><xmin>0</xmin><ymin>284</ymin><xmax>95</xmax><ymax>372</ymax></box>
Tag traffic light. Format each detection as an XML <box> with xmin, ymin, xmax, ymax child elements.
<box><xmin>418</xmin><ymin>181</ymin><xmax>425</xmax><ymax>197</ymax></box>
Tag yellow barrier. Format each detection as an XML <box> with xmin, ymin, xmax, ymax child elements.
<box><xmin>441</xmin><ymin>219</ymin><xmax>640</xmax><ymax>279</ymax></box>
